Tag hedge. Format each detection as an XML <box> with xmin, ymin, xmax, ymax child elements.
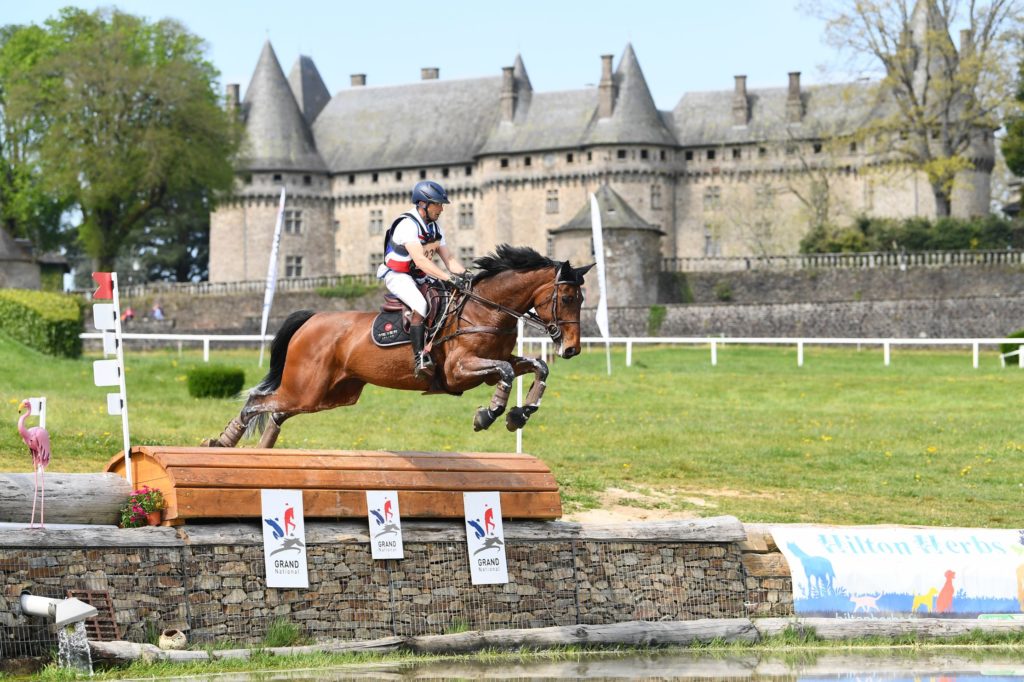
<box><xmin>187</xmin><ymin>365</ymin><xmax>245</xmax><ymax>398</ymax></box>
<box><xmin>0</xmin><ymin>289</ymin><xmax>83</xmax><ymax>358</ymax></box>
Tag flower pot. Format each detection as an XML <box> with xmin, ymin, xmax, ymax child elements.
<box><xmin>146</xmin><ymin>510</ymin><xmax>162</xmax><ymax>526</ymax></box>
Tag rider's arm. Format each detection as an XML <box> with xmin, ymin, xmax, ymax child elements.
<box><xmin>436</xmin><ymin>244</ymin><xmax>466</xmax><ymax>275</ymax></box>
<box><xmin>406</xmin><ymin>240</ymin><xmax>454</xmax><ymax>281</ymax></box>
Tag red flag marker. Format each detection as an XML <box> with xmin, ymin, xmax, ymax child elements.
<box><xmin>92</xmin><ymin>272</ymin><xmax>113</xmax><ymax>300</ymax></box>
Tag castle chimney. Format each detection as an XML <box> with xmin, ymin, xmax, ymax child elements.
<box><xmin>350</xmin><ymin>74</ymin><xmax>366</xmax><ymax>86</ymax></box>
<box><xmin>501</xmin><ymin>66</ymin><xmax>517</xmax><ymax>122</ymax></box>
<box><xmin>598</xmin><ymin>54</ymin><xmax>616</xmax><ymax>118</ymax></box>
<box><xmin>225</xmin><ymin>83</ymin><xmax>240</xmax><ymax>113</ymax></box>
<box><xmin>786</xmin><ymin>71</ymin><xmax>803</xmax><ymax>123</ymax></box>
<box><xmin>732</xmin><ymin>75</ymin><xmax>749</xmax><ymax>126</ymax></box>
<box><xmin>960</xmin><ymin>28</ymin><xmax>973</xmax><ymax>56</ymax></box>
<box><xmin>421</xmin><ymin>67</ymin><xmax>439</xmax><ymax>80</ymax></box>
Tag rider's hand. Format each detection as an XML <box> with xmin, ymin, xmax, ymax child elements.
<box><xmin>448</xmin><ymin>272</ymin><xmax>472</xmax><ymax>290</ymax></box>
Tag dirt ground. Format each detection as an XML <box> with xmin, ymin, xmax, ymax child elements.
<box><xmin>561</xmin><ymin>487</ymin><xmax>706</xmax><ymax>524</ymax></box>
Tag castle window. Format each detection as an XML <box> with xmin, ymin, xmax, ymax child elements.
<box><xmin>442</xmin><ymin>167</ymin><xmax>450</xmax><ymax>178</ymax></box>
<box><xmin>500</xmin><ymin>158</ymin><xmax>509</xmax><ymax>169</ymax></box>
<box><xmin>242</xmin><ymin>174</ymin><xmax>252</xmax><ymax>185</ymax></box>
<box><xmin>703</xmin><ymin>226</ymin><xmax>721</xmax><ymax>257</ymax></box>
<box><xmin>660</xmin><ymin>150</ymin><xmax>666</xmax><ymax>161</ymax></box>
<box><xmin>785</xmin><ymin>144</ymin><xmax>797</xmax><ymax>155</ymax></box>
<box><xmin>348</xmin><ymin>174</ymin><xmax>355</xmax><ymax>184</ymax></box>
<box><xmin>813</xmin><ymin>143</ymin><xmax>823</xmax><ymax>154</ymax></box>
<box><xmin>651</xmin><ymin>184</ymin><xmax>662</xmax><ymax>210</ymax></box>
<box><xmin>546</xmin><ymin>189</ymin><xmax>559</xmax><ymax>214</ymax></box>
<box><xmin>419</xmin><ymin>169</ymin><xmax>427</xmax><ymax>179</ymax></box>
<box><xmin>703</xmin><ymin>185</ymin><xmax>722</xmax><ymax>211</ymax></box>
<box><xmin>567</xmin><ymin>152</ymin><xmax>574</xmax><ymax>163</ymax></box>
<box><xmin>303</xmin><ymin>175</ymin><xmax>312</xmax><ymax>186</ymax></box>
<box><xmin>641</xmin><ymin>149</ymin><xmax>649</xmax><ymax>160</ymax></box>
<box><xmin>587</xmin><ymin>151</ymin><xmax>593</xmax><ymax>162</ymax></box>
<box><xmin>458</xmin><ymin>203</ymin><xmax>475</xmax><ymax>229</ymax></box>
<box><xmin>758</xmin><ymin>147</ymin><xmax>767</xmax><ymax>158</ymax></box>
<box><xmin>524</xmin><ymin>156</ymin><xmax>532</xmax><ymax>167</ymax></box>
<box><xmin>617</xmin><ymin>149</ymin><xmax>627</xmax><ymax>160</ymax></box>
<box><xmin>333</xmin><ymin>220</ymin><xmax>340</xmax><ymax>232</ymax></box>
<box><xmin>849</xmin><ymin>141</ymin><xmax>858</xmax><ymax>153</ymax></box>
<box><xmin>465</xmin><ymin>165</ymin><xmax>473</xmax><ymax>176</ymax></box>
<box><xmin>396</xmin><ymin>171</ymin><xmax>403</xmax><ymax>181</ymax></box>
<box><xmin>372</xmin><ymin>172</ymin><xmax>379</xmax><ymax>183</ymax></box>
<box><xmin>706</xmin><ymin>149</ymin><xmax>716</xmax><ymax>161</ymax></box>
<box><xmin>285</xmin><ymin>255</ymin><xmax>304</xmax><ymax>278</ymax></box>
<box><xmin>458</xmin><ymin>246</ymin><xmax>475</xmax><ymax>262</ymax></box>
<box><xmin>273</xmin><ymin>173</ymin><xmax>283</xmax><ymax>182</ymax></box>
<box><xmin>284</xmin><ymin>210</ymin><xmax>303</xmax><ymax>235</ymax></box>
<box><xmin>732</xmin><ymin>148</ymin><xmax>741</xmax><ymax>160</ymax></box>
<box><xmin>369</xmin><ymin>252</ymin><xmax>383</xmax><ymax>274</ymax></box>
<box><xmin>369</xmin><ymin>209</ymin><xmax>384</xmax><ymax>235</ymax></box>
<box><xmin>685</xmin><ymin>150</ymin><xmax>694</xmax><ymax>161</ymax></box>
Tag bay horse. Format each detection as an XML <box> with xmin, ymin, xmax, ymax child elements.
<box><xmin>205</xmin><ymin>245</ymin><xmax>593</xmax><ymax>449</ymax></box>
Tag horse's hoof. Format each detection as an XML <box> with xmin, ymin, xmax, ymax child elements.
<box><xmin>505</xmin><ymin>407</ymin><xmax>528</xmax><ymax>432</ymax></box>
<box><xmin>200</xmin><ymin>438</ymin><xmax>223</xmax><ymax>448</ymax></box>
<box><xmin>473</xmin><ymin>408</ymin><xmax>494</xmax><ymax>432</ymax></box>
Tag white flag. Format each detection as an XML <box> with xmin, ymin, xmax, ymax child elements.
<box><xmin>259</xmin><ymin>188</ymin><xmax>287</xmax><ymax>367</ymax></box>
<box><xmin>589</xmin><ymin>193</ymin><xmax>610</xmax><ymax>339</ymax></box>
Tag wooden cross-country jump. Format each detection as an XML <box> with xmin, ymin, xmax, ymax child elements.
<box><xmin>104</xmin><ymin>446</ymin><xmax>562</xmax><ymax>525</ymax></box>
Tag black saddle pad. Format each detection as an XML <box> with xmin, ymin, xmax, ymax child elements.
<box><xmin>371</xmin><ymin>311</ymin><xmax>410</xmax><ymax>347</ymax></box>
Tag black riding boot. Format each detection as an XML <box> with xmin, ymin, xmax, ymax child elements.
<box><xmin>410</xmin><ymin>324</ymin><xmax>434</xmax><ymax>380</ymax></box>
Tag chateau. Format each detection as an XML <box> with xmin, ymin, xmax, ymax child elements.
<box><xmin>209</xmin><ymin>30</ymin><xmax>993</xmax><ymax>284</ymax></box>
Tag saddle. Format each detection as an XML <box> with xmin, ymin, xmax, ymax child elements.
<box><xmin>371</xmin><ymin>281</ymin><xmax>448</xmax><ymax>347</ymax></box>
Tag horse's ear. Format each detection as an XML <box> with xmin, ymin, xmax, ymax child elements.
<box><xmin>574</xmin><ymin>263</ymin><xmax>596</xmax><ymax>281</ymax></box>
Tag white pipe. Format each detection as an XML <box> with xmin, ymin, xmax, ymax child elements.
<box><xmin>20</xmin><ymin>592</ymin><xmax>98</xmax><ymax>628</ymax></box>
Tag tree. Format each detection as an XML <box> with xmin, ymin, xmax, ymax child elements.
<box><xmin>1002</xmin><ymin>57</ymin><xmax>1024</xmax><ymax>177</ymax></box>
<box><xmin>811</xmin><ymin>0</ymin><xmax>1020</xmax><ymax>216</ymax></box>
<box><xmin>0</xmin><ymin>24</ymin><xmax>72</xmax><ymax>253</ymax></box>
<box><xmin>125</xmin><ymin>185</ymin><xmax>213</xmax><ymax>282</ymax></box>
<box><xmin>5</xmin><ymin>8</ymin><xmax>238</xmax><ymax>270</ymax></box>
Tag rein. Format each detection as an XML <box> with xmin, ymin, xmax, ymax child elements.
<box><xmin>433</xmin><ymin>271</ymin><xmax>580</xmax><ymax>347</ymax></box>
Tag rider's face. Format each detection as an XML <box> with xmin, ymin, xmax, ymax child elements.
<box><xmin>426</xmin><ymin>202</ymin><xmax>444</xmax><ymax>221</ymax></box>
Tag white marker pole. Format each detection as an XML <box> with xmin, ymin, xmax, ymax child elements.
<box><xmin>516</xmin><ymin>317</ymin><xmax>524</xmax><ymax>454</ymax></box>
<box><xmin>110</xmin><ymin>273</ymin><xmax>132</xmax><ymax>486</ymax></box>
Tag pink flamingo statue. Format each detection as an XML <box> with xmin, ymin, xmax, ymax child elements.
<box><xmin>17</xmin><ymin>400</ymin><xmax>50</xmax><ymax>529</ymax></box>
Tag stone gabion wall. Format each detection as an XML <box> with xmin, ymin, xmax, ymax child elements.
<box><xmin>0</xmin><ymin>520</ymin><xmax>754</xmax><ymax>656</ymax></box>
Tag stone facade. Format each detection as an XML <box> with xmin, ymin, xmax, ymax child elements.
<box><xmin>0</xmin><ymin>521</ymin><xmax>751</xmax><ymax>656</ymax></box>
<box><xmin>210</xmin><ymin>33</ymin><xmax>993</xmax><ymax>283</ymax></box>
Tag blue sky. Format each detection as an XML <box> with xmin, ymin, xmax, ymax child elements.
<box><xmin>4</xmin><ymin>1</ymin><xmax>846</xmax><ymax>109</ymax></box>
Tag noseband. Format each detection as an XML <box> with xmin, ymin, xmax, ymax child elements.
<box><xmin>539</xmin><ymin>276</ymin><xmax>582</xmax><ymax>345</ymax></box>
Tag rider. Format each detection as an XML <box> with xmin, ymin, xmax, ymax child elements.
<box><xmin>377</xmin><ymin>180</ymin><xmax>470</xmax><ymax>379</ymax></box>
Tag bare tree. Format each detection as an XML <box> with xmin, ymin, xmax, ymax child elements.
<box><xmin>809</xmin><ymin>0</ymin><xmax>1020</xmax><ymax>216</ymax></box>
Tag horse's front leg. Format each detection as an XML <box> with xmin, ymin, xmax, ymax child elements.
<box><xmin>504</xmin><ymin>355</ymin><xmax>549</xmax><ymax>432</ymax></box>
<box><xmin>451</xmin><ymin>356</ymin><xmax>515</xmax><ymax>431</ymax></box>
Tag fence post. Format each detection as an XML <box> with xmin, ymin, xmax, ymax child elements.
<box><xmin>1019</xmin><ymin>345</ymin><xmax>1023</xmax><ymax>369</ymax></box>
<box><xmin>883</xmin><ymin>342</ymin><xmax>890</xmax><ymax>367</ymax></box>
<box><xmin>972</xmin><ymin>342</ymin><xmax>979</xmax><ymax>369</ymax></box>
<box><xmin>797</xmin><ymin>341</ymin><xmax>804</xmax><ymax>367</ymax></box>
<box><xmin>711</xmin><ymin>341</ymin><xmax>717</xmax><ymax>366</ymax></box>
<box><xmin>626</xmin><ymin>341</ymin><xmax>633</xmax><ymax>368</ymax></box>
<box><xmin>203</xmin><ymin>338</ymin><xmax>210</xmax><ymax>363</ymax></box>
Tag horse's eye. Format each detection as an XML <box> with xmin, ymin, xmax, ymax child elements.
<box><xmin>562</xmin><ymin>295</ymin><xmax>574</xmax><ymax>304</ymax></box>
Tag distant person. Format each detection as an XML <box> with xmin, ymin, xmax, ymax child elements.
<box><xmin>121</xmin><ymin>307</ymin><xmax>135</xmax><ymax>323</ymax></box>
<box><xmin>151</xmin><ymin>303</ymin><xmax>165</xmax><ymax>321</ymax></box>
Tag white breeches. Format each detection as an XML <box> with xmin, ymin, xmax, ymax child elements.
<box><xmin>383</xmin><ymin>271</ymin><xmax>427</xmax><ymax>317</ymax></box>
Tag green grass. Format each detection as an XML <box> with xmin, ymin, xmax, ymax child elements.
<box><xmin>2</xmin><ymin>333</ymin><xmax>1023</xmax><ymax>527</ymax></box>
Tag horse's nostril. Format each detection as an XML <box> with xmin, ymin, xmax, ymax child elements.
<box><xmin>564</xmin><ymin>347</ymin><xmax>579</xmax><ymax>358</ymax></box>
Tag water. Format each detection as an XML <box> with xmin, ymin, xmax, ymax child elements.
<box><xmin>56</xmin><ymin>621</ymin><xmax>92</xmax><ymax>675</ymax></box>
<box><xmin>155</xmin><ymin>651</ymin><xmax>1024</xmax><ymax>681</ymax></box>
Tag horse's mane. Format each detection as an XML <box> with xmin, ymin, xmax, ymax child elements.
<box><xmin>472</xmin><ymin>244</ymin><xmax>557</xmax><ymax>282</ymax></box>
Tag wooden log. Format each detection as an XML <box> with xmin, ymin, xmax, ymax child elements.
<box><xmin>754</xmin><ymin>617</ymin><xmax>1024</xmax><ymax>640</ymax></box>
<box><xmin>0</xmin><ymin>474</ymin><xmax>130</xmax><ymax>525</ymax></box>
<box><xmin>406</xmin><ymin>618</ymin><xmax>758</xmax><ymax>654</ymax></box>
<box><xmin>0</xmin><ymin>525</ymin><xmax>181</xmax><ymax>548</ymax></box>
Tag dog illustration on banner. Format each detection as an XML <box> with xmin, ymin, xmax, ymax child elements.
<box><xmin>786</xmin><ymin>542</ymin><xmax>836</xmax><ymax>598</ymax></box>
<box><xmin>849</xmin><ymin>594</ymin><xmax>881</xmax><ymax>613</ymax></box>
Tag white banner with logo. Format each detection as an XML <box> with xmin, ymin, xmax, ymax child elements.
<box><xmin>366</xmin><ymin>490</ymin><xmax>404</xmax><ymax>559</ymax></box>
<box><xmin>773</xmin><ymin>525</ymin><xmax>1024</xmax><ymax>617</ymax></box>
<box><xmin>261</xmin><ymin>489</ymin><xmax>309</xmax><ymax>588</ymax></box>
<box><xmin>463</xmin><ymin>491</ymin><xmax>508</xmax><ymax>585</ymax></box>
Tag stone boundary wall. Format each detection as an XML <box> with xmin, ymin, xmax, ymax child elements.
<box><xmin>0</xmin><ymin>518</ymin><xmax>763</xmax><ymax>657</ymax></box>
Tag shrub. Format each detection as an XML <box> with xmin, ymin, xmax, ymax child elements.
<box><xmin>0</xmin><ymin>289</ymin><xmax>83</xmax><ymax>357</ymax></box>
<box><xmin>1000</xmin><ymin>329</ymin><xmax>1024</xmax><ymax>357</ymax></box>
<box><xmin>187</xmin><ymin>364</ymin><xmax>245</xmax><ymax>398</ymax></box>
<box><xmin>316</xmin><ymin>278</ymin><xmax>379</xmax><ymax>299</ymax></box>
<box><xmin>647</xmin><ymin>305</ymin><xmax>667</xmax><ymax>336</ymax></box>
<box><xmin>713</xmin><ymin>280</ymin><xmax>733</xmax><ymax>302</ymax></box>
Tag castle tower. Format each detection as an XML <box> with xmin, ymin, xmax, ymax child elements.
<box><xmin>210</xmin><ymin>41</ymin><xmax>332</xmax><ymax>282</ymax></box>
<box><xmin>550</xmin><ymin>185</ymin><xmax>664</xmax><ymax>308</ymax></box>
<box><xmin>288</xmin><ymin>55</ymin><xmax>332</xmax><ymax>125</ymax></box>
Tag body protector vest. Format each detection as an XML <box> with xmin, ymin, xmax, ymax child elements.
<box><xmin>383</xmin><ymin>212</ymin><xmax>442</xmax><ymax>277</ymax></box>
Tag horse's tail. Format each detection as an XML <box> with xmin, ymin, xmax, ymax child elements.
<box><xmin>251</xmin><ymin>309</ymin><xmax>316</xmax><ymax>396</ymax></box>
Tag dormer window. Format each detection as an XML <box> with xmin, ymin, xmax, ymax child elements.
<box><xmin>273</xmin><ymin>173</ymin><xmax>283</xmax><ymax>182</ymax></box>
<box><xmin>706</xmin><ymin>150</ymin><xmax>716</xmax><ymax>161</ymax></box>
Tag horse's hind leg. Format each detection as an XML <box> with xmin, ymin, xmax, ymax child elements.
<box><xmin>504</xmin><ymin>355</ymin><xmax>549</xmax><ymax>432</ymax></box>
<box><xmin>203</xmin><ymin>393</ymin><xmax>277</xmax><ymax>448</ymax></box>
<box><xmin>257</xmin><ymin>412</ymin><xmax>293</xmax><ymax>449</ymax></box>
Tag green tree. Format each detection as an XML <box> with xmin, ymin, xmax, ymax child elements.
<box><xmin>0</xmin><ymin>23</ymin><xmax>72</xmax><ymax>253</ymax></box>
<box><xmin>126</xmin><ymin>184</ymin><xmax>213</xmax><ymax>282</ymax></box>
<box><xmin>811</xmin><ymin>0</ymin><xmax>1019</xmax><ymax>217</ymax></box>
<box><xmin>6</xmin><ymin>8</ymin><xmax>238</xmax><ymax>271</ymax></box>
<box><xmin>1002</xmin><ymin>58</ymin><xmax>1024</xmax><ymax>177</ymax></box>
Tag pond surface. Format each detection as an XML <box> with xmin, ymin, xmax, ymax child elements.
<box><xmin>153</xmin><ymin>651</ymin><xmax>1024</xmax><ymax>681</ymax></box>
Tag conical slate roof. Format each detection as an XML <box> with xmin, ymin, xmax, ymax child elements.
<box><xmin>239</xmin><ymin>41</ymin><xmax>325</xmax><ymax>172</ymax></box>
<box><xmin>552</xmin><ymin>185</ymin><xmax>663</xmax><ymax>234</ymax></box>
<box><xmin>288</xmin><ymin>55</ymin><xmax>331</xmax><ymax>125</ymax></box>
<box><xmin>584</xmin><ymin>44</ymin><xmax>677</xmax><ymax>146</ymax></box>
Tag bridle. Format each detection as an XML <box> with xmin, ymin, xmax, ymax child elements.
<box><xmin>433</xmin><ymin>267</ymin><xmax>581</xmax><ymax>347</ymax></box>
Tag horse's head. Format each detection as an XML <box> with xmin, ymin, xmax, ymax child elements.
<box><xmin>534</xmin><ymin>261</ymin><xmax>594</xmax><ymax>359</ymax></box>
